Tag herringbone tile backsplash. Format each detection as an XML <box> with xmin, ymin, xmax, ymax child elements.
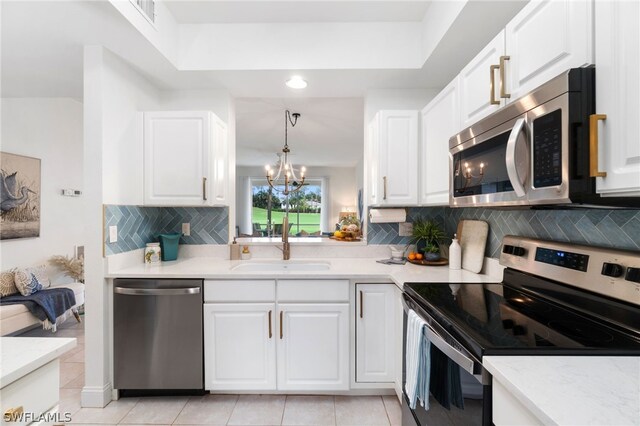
<box><xmin>368</xmin><ymin>207</ymin><xmax>640</xmax><ymax>258</ymax></box>
<box><xmin>104</xmin><ymin>205</ymin><xmax>229</xmax><ymax>255</ymax></box>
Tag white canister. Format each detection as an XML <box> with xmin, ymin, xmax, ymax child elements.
<box><xmin>449</xmin><ymin>234</ymin><xmax>462</xmax><ymax>270</ymax></box>
<box><xmin>144</xmin><ymin>242</ymin><xmax>161</xmax><ymax>264</ymax></box>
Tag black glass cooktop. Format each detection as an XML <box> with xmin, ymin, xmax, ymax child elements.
<box><xmin>404</xmin><ymin>269</ymin><xmax>640</xmax><ymax>359</ymax></box>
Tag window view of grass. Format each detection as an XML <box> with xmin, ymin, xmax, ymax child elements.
<box><xmin>252</xmin><ymin>183</ymin><xmax>322</xmax><ymax>235</ymax></box>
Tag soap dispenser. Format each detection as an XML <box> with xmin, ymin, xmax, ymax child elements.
<box><xmin>230</xmin><ymin>237</ymin><xmax>241</xmax><ymax>260</ymax></box>
<box><xmin>449</xmin><ymin>234</ymin><xmax>462</xmax><ymax>270</ymax></box>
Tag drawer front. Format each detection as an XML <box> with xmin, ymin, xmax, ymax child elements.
<box><xmin>277</xmin><ymin>280</ymin><xmax>349</xmax><ymax>302</ymax></box>
<box><xmin>204</xmin><ymin>280</ymin><xmax>276</xmax><ymax>302</ymax></box>
<box><xmin>1</xmin><ymin>359</ymin><xmax>59</xmax><ymax>426</ymax></box>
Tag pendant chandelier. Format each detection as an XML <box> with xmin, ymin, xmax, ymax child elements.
<box><xmin>265</xmin><ymin>110</ymin><xmax>306</xmax><ymax>196</ymax></box>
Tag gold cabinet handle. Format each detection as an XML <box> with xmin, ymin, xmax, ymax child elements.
<box><xmin>499</xmin><ymin>56</ymin><xmax>511</xmax><ymax>99</ymax></box>
<box><xmin>359</xmin><ymin>291</ymin><xmax>364</xmax><ymax>318</ymax></box>
<box><xmin>383</xmin><ymin>176</ymin><xmax>388</xmax><ymax>200</ymax></box>
<box><xmin>268</xmin><ymin>310</ymin><xmax>272</xmax><ymax>339</ymax></box>
<box><xmin>279</xmin><ymin>310</ymin><xmax>284</xmax><ymax>339</ymax></box>
<box><xmin>4</xmin><ymin>406</ymin><xmax>24</xmax><ymax>422</ymax></box>
<box><xmin>590</xmin><ymin>114</ymin><xmax>608</xmax><ymax>177</ymax></box>
<box><xmin>490</xmin><ymin>64</ymin><xmax>500</xmax><ymax>105</ymax></box>
<box><xmin>202</xmin><ymin>177</ymin><xmax>208</xmax><ymax>201</ymax></box>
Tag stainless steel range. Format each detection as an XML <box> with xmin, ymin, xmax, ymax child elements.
<box><xmin>401</xmin><ymin>236</ymin><xmax>640</xmax><ymax>426</ymax></box>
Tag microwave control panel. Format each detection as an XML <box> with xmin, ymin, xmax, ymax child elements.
<box><xmin>533</xmin><ymin>109</ymin><xmax>562</xmax><ymax>188</ymax></box>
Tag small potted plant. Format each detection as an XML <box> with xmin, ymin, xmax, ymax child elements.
<box><xmin>410</xmin><ymin>218</ymin><xmax>446</xmax><ymax>261</ymax></box>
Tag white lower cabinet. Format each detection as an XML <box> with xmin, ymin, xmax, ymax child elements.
<box><xmin>203</xmin><ymin>303</ymin><xmax>276</xmax><ymax>391</ymax></box>
<box><xmin>492</xmin><ymin>379</ymin><xmax>542</xmax><ymax>426</ymax></box>
<box><xmin>355</xmin><ymin>284</ymin><xmax>396</xmax><ymax>383</ymax></box>
<box><xmin>277</xmin><ymin>303</ymin><xmax>350</xmax><ymax>391</ymax></box>
<box><xmin>203</xmin><ymin>279</ymin><xmax>351</xmax><ymax>392</ymax></box>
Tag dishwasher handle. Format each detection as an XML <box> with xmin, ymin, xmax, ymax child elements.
<box><xmin>114</xmin><ymin>287</ymin><xmax>201</xmax><ymax>296</ymax></box>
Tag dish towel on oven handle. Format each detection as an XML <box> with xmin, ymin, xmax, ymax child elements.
<box><xmin>429</xmin><ymin>344</ymin><xmax>465</xmax><ymax>410</ymax></box>
<box><xmin>405</xmin><ymin>309</ymin><xmax>431</xmax><ymax>410</ymax></box>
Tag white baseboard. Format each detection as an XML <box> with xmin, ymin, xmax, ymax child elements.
<box><xmin>81</xmin><ymin>383</ymin><xmax>112</xmax><ymax>408</ymax></box>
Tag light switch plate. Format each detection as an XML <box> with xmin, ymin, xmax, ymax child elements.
<box><xmin>182</xmin><ymin>223</ymin><xmax>190</xmax><ymax>236</ymax></box>
<box><xmin>109</xmin><ymin>226</ymin><xmax>118</xmax><ymax>243</ymax></box>
<box><xmin>399</xmin><ymin>222</ymin><xmax>413</xmax><ymax>237</ymax></box>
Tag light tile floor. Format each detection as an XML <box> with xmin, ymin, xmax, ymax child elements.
<box><xmin>21</xmin><ymin>320</ymin><xmax>401</xmax><ymax>425</ymax></box>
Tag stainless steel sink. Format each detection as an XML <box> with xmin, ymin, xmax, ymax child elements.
<box><xmin>232</xmin><ymin>261</ymin><xmax>331</xmax><ymax>272</ymax></box>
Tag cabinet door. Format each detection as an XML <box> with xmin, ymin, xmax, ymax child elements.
<box><xmin>203</xmin><ymin>303</ymin><xmax>276</xmax><ymax>390</ymax></box>
<box><xmin>594</xmin><ymin>0</ymin><xmax>640</xmax><ymax>197</ymax></box>
<box><xmin>420</xmin><ymin>78</ymin><xmax>459</xmax><ymax>206</ymax></box>
<box><xmin>378</xmin><ymin>111</ymin><xmax>419</xmax><ymax>205</ymax></box>
<box><xmin>277</xmin><ymin>303</ymin><xmax>349</xmax><ymax>391</ymax></box>
<box><xmin>211</xmin><ymin>115</ymin><xmax>229</xmax><ymax>204</ymax></box>
<box><xmin>459</xmin><ymin>30</ymin><xmax>505</xmax><ymax>130</ymax></box>
<box><xmin>505</xmin><ymin>0</ymin><xmax>593</xmax><ymax>101</ymax></box>
<box><xmin>367</xmin><ymin>115</ymin><xmax>380</xmax><ymax>206</ymax></box>
<box><xmin>356</xmin><ymin>284</ymin><xmax>395</xmax><ymax>383</ymax></box>
<box><xmin>144</xmin><ymin>111</ymin><xmax>211</xmax><ymax>206</ymax></box>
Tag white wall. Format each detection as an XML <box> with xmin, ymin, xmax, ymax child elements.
<box><xmin>236</xmin><ymin>166</ymin><xmax>357</xmax><ymax>235</ymax></box>
<box><xmin>101</xmin><ymin>49</ymin><xmax>160</xmax><ymax>205</ymax></box>
<box><xmin>0</xmin><ymin>98</ymin><xmax>84</xmax><ymax>276</ymax></box>
<box><xmin>179</xmin><ymin>22</ymin><xmax>422</xmax><ymax>70</ymax></box>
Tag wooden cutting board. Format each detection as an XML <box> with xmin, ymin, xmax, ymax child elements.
<box><xmin>456</xmin><ymin>220</ymin><xmax>489</xmax><ymax>274</ymax></box>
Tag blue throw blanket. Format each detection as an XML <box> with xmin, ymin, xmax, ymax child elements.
<box><xmin>0</xmin><ymin>287</ymin><xmax>76</xmax><ymax>324</ymax></box>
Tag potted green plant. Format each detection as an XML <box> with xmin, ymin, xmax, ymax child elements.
<box><xmin>410</xmin><ymin>218</ymin><xmax>446</xmax><ymax>261</ymax></box>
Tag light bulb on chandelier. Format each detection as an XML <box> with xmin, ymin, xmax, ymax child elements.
<box><xmin>265</xmin><ymin>110</ymin><xmax>306</xmax><ymax>196</ymax></box>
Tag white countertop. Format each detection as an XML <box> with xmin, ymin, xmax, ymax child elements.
<box><xmin>484</xmin><ymin>356</ymin><xmax>640</xmax><ymax>426</ymax></box>
<box><xmin>0</xmin><ymin>337</ymin><xmax>77</xmax><ymax>387</ymax></box>
<box><xmin>106</xmin><ymin>257</ymin><xmax>502</xmax><ymax>288</ymax></box>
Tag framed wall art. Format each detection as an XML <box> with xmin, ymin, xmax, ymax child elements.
<box><xmin>1</xmin><ymin>152</ymin><xmax>41</xmax><ymax>240</ymax></box>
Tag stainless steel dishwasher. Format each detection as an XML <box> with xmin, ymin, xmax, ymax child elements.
<box><xmin>114</xmin><ymin>279</ymin><xmax>203</xmax><ymax>391</ymax></box>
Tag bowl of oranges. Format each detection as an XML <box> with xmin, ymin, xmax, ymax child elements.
<box><xmin>406</xmin><ymin>250</ymin><xmax>448</xmax><ymax>266</ymax></box>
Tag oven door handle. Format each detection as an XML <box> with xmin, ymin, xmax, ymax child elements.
<box><xmin>505</xmin><ymin>117</ymin><xmax>527</xmax><ymax>198</ymax></box>
<box><xmin>402</xmin><ymin>296</ymin><xmax>475</xmax><ymax>376</ymax></box>
<box><xmin>423</xmin><ymin>321</ymin><xmax>475</xmax><ymax>376</ymax></box>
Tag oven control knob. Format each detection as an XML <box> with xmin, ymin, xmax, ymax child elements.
<box><xmin>601</xmin><ymin>262</ymin><xmax>624</xmax><ymax>278</ymax></box>
<box><xmin>625</xmin><ymin>267</ymin><xmax>640</xmax><ymax>283</ymax></box>
<box><xmin>503</xmin><ymin>245</ymin><xmax>526</xmax><ymax>257</ymax></box>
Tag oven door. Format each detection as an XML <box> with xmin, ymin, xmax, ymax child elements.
<box><xmin>401</xmin><ymin>293</ymin><xmax>492</xmax><ymax>426</ymax></box>
<box><xmin>449</xmin><ymin>113</ymin><xmax>530</xmax><ymax>207</ymax></box>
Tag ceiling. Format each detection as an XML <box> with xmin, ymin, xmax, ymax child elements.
<box><xmin>1</xmin><ymin>1</ymin><xmax>526</xmax><ymax>99</ymax></box>
<box><xmin>236</xmin><ymin>98</ymin><xmax>363</xmax><ymax>167</ymax></box>
<box><xmin>164</xmin><ymin>1</ymin><xmax>432</xmax><ymax>24</ymax></box>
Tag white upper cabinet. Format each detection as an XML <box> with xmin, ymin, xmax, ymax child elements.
<box><xmin>420</xmin><ymin>78</ymin><xmax>460</xmax><ymax>206</ymax></box>
<box><xmin>504</xmin><ymin>0</ymin><xmax>593</xmax><ymax>101</ymax></box>
<box><xmin>593</xmin><ymin>0</ymin><xmax>640</xmax><ymax>197</ymax></box>
<box><xmin>368</xmin><ymin>110</ymin><xmax>419</xmax><ymax>206</ymax></box>
<box><xmin>143</xmin><ymin>111</ymin><xmax>228</xmax><ymax>206</ymax></box>
<box><xmin>459</xmin><ymin>30</ymin><xmax>506</xmax><ymax>130</ymax></box>
<box><xmin>458</xmin><ymin>0</ymin><xmax>593</xmax><ymax>131</ymax></box>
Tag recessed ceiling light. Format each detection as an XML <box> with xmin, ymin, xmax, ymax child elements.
<box><xmin>286</xmin><ymin>76</ymin><xmax>307</xmax><ymax>89</ymax></box>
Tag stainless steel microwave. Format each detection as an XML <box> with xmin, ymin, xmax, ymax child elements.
<box><xmin>449</xmin><ymin>68</ymin><xmax>638</xmax><ymax>208</ymax></box>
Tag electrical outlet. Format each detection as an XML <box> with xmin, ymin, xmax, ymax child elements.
<box><xmin>182</xmin><ymin>222</ymin><xmax>191</xmax><ymax>236</ymax></box>
<box><xmin>399</xmin><ymin>222</ymin><xmax>413</xmax><ymax>237</ymax></box>
<box><xmin>109</xmin><ymin>226</ymin><xmax>118</xmax><ymax>243</ymax></box>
